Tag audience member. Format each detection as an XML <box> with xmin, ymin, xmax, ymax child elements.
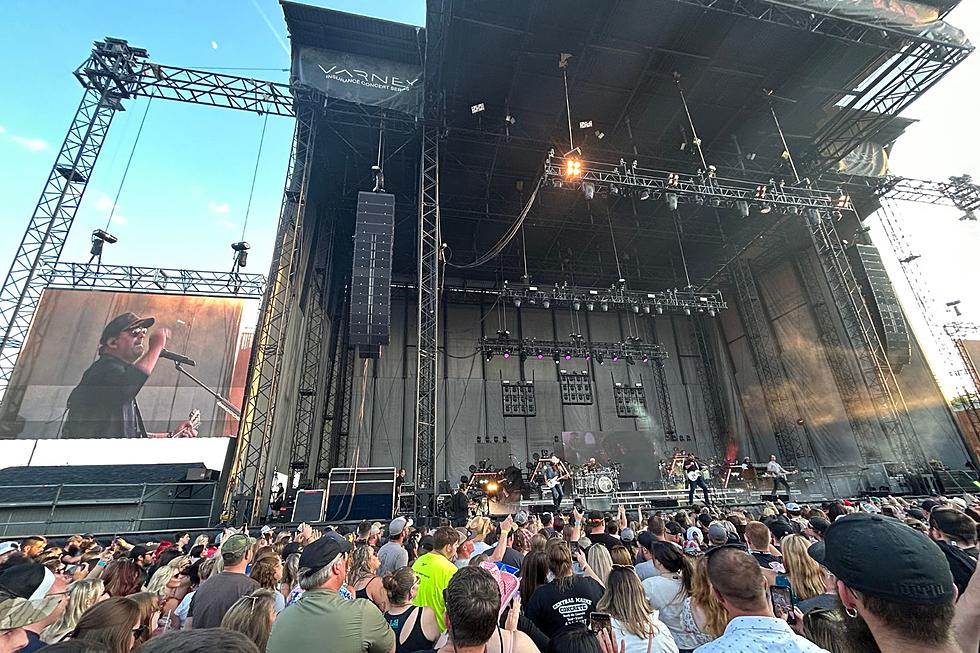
<box><xmin>0</xmin><ymin>596</ymin><xmax>61</xmax><ymax>653</ymax></box>
<box><xmin>525</xmin><ymin>539</ymin><xmax>603</xmax><ymax>638</ymax></box>
<box><xmin>378</xmin><ymin>518</ymin><xmax>411</xmax><ymax>576</ymax></box>
<box><xmin>126</xmin><ymin>593</ymin><xmax>159</xmax><ymax>646</ymax></box>
<box><xmin>810</xmin><ymin>513</ymin><xmax>960</xmax><ymax>653</ymax></box>
<box><xmin>696</xmin><ymin>546</ymin><xmax>826</xmax><ymax>652</ymax></box>
<box><xmin>585</xmin><ymin>512</ymin><xmax>621</xmax><ymax>551</ymax></box>
<box><xmin>587</xmin><ymin>544</ymin><xmax>613</xmax><ymax>586</ymax></box>
<box><xmin>266</xmin><ymin>535</ymin><xmax>394</xmax><ymax>653</ymax></box>
<box><xmin>133</xmin><ymin>628</ymin><xmax>260</xmax><ymax>653</ymax></box>
<box><xmin>68</xmin><ymin>597</ymin><xmax>141</xmax><ymax>653</ymax></box>
<box><xmin>780</xmin><ymin>535</ymin><xmax>825</xmax><ymax>601</ymax></box>
<box><xmin>101</xmin><ymin>561</ymin><xmax>143</xmax><ymax>599</ymax></box>
<box><xmin>412</xmin><ymin>526</ymin><xmax>460</xmax><ymax>631</ymax></box>
<box><xmin>0</xmin><ymin>562</ymin><xmax>70</xmax><ymax>653</ymax></box>
<box><xmin>220</xmin><ymin>589</ymin><xmax>277</xmax><ymax>652</ymax></box>
<box><xmin>928</xmin><ymin>508</ymin><xmax>978</xmax><ymax>594</ymax></box>
<box><xmin>641</xmin><ymin>541</ymin><xmax>709</xmax><ymax>652</ymax></box>
<box><xmin>381</xmin><ymin>567</ymin><xmax>439</xmax><ymax>653</ymax></box>
<box><xmin>187</xmin><ymin>534</ymin><xmax>258</xmax><ymax>629</ymax></box>
<box><xmin>42</xmin><ymin>579</ymin><xmax>103</xmax><ymax>644</ymax></box>
<box><xmin>597</xmin><ymin>565</ymin><xmax>679</xmax><ymax>652</ymax></box>
<box><xmin>349</xmin><ymin>545</ymin><xmax>389</xmax><ymax>612</ymax></box>
<box><xmin>248</xmin><ymin>548</ymin><xmax>286</xmax><ymax>613</ymax></box>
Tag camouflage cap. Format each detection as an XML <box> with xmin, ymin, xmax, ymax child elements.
<box><xmin>0</xmin><ymin>596</ymin><xmax>60</xmax><ymax>630</ymax></box>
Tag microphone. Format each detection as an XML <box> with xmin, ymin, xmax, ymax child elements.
<box><xmin>160</xmin><ymin>349</ymin><xmax>196</xmax><ymax>367</ymax></box>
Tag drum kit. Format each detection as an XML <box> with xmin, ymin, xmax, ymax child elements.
<box><xmin>572</xmin><ymin>463</ymin><xmax>621</xmax><ymax>495</ymax></box>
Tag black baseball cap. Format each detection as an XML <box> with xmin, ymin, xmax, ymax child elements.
<box><xmin>586</xmin><ymin>511</ymin><xmax>605</xmax><ymax>523</ymax></box>
<box><xmin>100</xmin><ymin>312</ymin><xmax>154</xmax><ymax>344</ymax></box>
<box><xmin>808</xmin><ymin>513</ymin><xmax>954</xmax><ymax>605</ymax></box>
<box><xmin>298</xmin><ymin>536</ymin><xmax>352</xmax><ymax>573</ymax></box>
<box><xmin>664</xmin><ymin>522</ymin><xmax>684</xmax><ymax>536</ymax></box>
<box><xmin>808</xmin><ymin>517</ymin><xmax>831</xmax><ymax>536</ymax></box>
<box><xmin>637</xmin><ymin>531</ymin><xmax>655</xmax><ymax>551</ymax></box>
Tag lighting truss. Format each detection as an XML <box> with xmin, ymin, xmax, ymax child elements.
<box><xmin>46</xmin><ymin>262</ymin><xmax>265</xmax><ymax>298</ymax></box>
<box><xmin>545</xmin><ymin>153</ymin><xmax>852</xmax><ymax>214</ymax></box>
<box><xmin>498</xmin><ymin>280</ymin><xmax>727</xmax><ymax>317</ymax></box>
<box><xmin>479</xmin><ymin>336</ymin><xmax>667</xmax><ymax>364</ymax></box>
<box><xmin>873</xmin><ymin>175</ymin><xmax>980</xmax><ymax>213</ymax></box>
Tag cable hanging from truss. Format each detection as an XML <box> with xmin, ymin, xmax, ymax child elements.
<box><xmin>104</xmin><ymin>96</ymin><xmax>154</xmax><ymax>231</ymax></box>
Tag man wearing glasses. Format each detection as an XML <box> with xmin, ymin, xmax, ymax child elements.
<box><xmin>64</xmin><ymin>312</ymin><xmax>196</xmax><ymax>438</ymax></box>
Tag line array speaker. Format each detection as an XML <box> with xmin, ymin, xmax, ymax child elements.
<box><xmin>349</xmin><ymin>192</ymin><xmax>394</xmax><ymax>352</ymax></box>
<box><xmin>849</xmin><ymin>244</ymin><xmax>911</xmax><ymax>372</ymax></box>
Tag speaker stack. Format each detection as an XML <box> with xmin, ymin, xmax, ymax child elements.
<box><xmin>349</xmin><ymin>192</ymin><xmax>394</xmax><ymax>357</ymax></box>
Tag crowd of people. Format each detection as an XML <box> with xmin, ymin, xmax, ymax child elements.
<box><xmin>0</xmin><ymin>493</ymin><xmax>978</xmax><ymax>653</ymax></box>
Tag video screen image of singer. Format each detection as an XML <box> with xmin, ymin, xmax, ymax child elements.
<box><xmin>0</xmin><ymin>289</ymin><xmax>256</xmax><ymax>439</ymax></box>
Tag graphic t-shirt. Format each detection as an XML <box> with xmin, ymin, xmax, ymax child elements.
<box><xmin>525</xmin><ymin>575</ymin><xmax>604</xmax><ymax>638</ymax></box>
<box><xmin>751</xmin><ymin>551</ymin><xmax>785</xmax><ymax>574</ymax></box>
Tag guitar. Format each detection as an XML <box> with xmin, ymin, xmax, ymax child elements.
<box><xmin>169</xmin><ymin>409</ymin><xmax>201</xmax><ymax>438</ymax></box>
<box><xmin>762</xmin><ymin>469</ymin><xmax>799</xmax><ymax>479</ymax></box>
<box><xmin>686</xmin><ymin>469</ymin><xmax>703</xmax><ymax>482</ymax></box>
<box><xmin>543</xmin><ymin>471</ymin><xmax>571</xmax><ymax>489</ymax></box>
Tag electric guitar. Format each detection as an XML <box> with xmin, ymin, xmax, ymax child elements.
<box><xmin>543</xmin><ymin>471</ymin><xmax>571</xmax><ymax>489</ymax></box>
<box><xmin>686</xmin><ymin>469</ymin><xmax>704</xmax><ymax>482</ymax></box>
<box><xmin>169</xmin><ymin>409</ymin><xmax>201</xmax><ymax>438</ymax></box>
<box><xmin>762</xmin><ymin>469</ymin><xmax>799</xmax><ymax>479</ymax></box>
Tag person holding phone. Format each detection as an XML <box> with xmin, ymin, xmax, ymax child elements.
<box><xmin>693</xmin><ymin>546</ymin><xmax>822</xmax><ymax>653</ymax></box>
<box><xmin>596</xmin><ymin>566</ymin><xmax>679</xmax><ymax>652</ymax></box>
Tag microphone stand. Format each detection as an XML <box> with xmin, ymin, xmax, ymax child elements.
<box><xmin>173</xmin><ymin>362</ymin><xmax>241</xmax><ymax>418</ymax></box>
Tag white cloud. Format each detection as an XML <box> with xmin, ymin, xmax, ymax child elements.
<box><xmin>10</xmin><ymin>135</ymin><xmax>49</xmax><ymax>152</ymax></box>
<box><xmin>110</xmin><ymin>215</ymin><xmax>127</xmax><ymax>226</ymax></box>
<box><xmin>207</xmin><ymin>201</ymin><xmax>230</xmax><ymax>215</ymax></box>
<box><xmin>211</xmin><ymin>41</ymin><xmax>219</xmax><ymax>50</ymax></box>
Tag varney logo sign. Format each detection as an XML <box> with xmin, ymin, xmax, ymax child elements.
<box><xmin>317</xmin><ymin>64</ymin><xmax>421</xmax><ymax>93</ymax></box>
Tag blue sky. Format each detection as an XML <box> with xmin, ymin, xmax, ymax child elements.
<box><xmin>1</xmin><ymin>2</ymin><xmax>978</xmax><ymax>394</ymax></box>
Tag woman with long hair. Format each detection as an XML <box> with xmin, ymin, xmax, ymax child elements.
<box><xmin>348</xmin><ymin>545</ymin><xmax>388</xmax><ymax>612</ymax></box>
<box><xmin>587</xmin><ymin>544</ymin><xmax>613</xmax><ymax>586</ymax></box>
<box><xmin>524</xmin><ymin>540</ymin><xmax>604</xmax><ymax>638</ymax></box>
<box><xmin>127</xmin><ymin>592</ymin><xmax>160</xmax><ymax>645</ymax></box>
<box><xmin>42</xmin><ymin>579</ymin><xmax>104</xmax><ymax>644</ymax></box>
<box><xmin>171</xmin><ymin>560</ymin><xmax>201</xmax><ymax>631</ymax></box>
<box><xmin>641</xmin><ymin>542</ymin><xmax>713</xmax><ymax>653</ymax></box>
<box><xmin>249</xmin><ymin>549</ymin><xmax>286</xmax><ymax>613</ymax></box>
<box><xmin>101</xmin><ymin>560</ymin><xmax>143</xmax><ymax>598</ymax></box>
<box><xmin>143</xmin><ymin>556</ymin><xmax>190</xmax><ymax>620</ymax></box>
<box><xmin>688</xmin><ymin>557</ymin><xmax>728</xmax><ymax>640</ymax></box>
<box><xmin>381</xmin><ymin>567</ymin><xmax>440</xmax><ymax>653</ymax></box>
<box><xmin>529</xmin><ymin>533</ymin><xmax>548</xmax><ymax>553</ymax></box>
<box><xmin>518</xmin><ymin>551</ymin><xmax>549</xmax><ymax>604</ymax></box>
<box><xmin>597</xmin><ymin>566</ymin><xmax>679</xmax><ymax>653</ymax></box>
<box><xmin>220</xmin><ymin>589</ymin><xmax>278</xmax><ymax>652</ymax></box>
<box><xmin>780</xmin><ymin>534</ymin><xmax>825</xmax><ymax>601</ymax></box>
<box><xmin>609</xmin><ymin>545</ymin><xmax>634</xmax><ymax>568</ymax></box>
<box><xmin>69</xmin><ymin>597</ymin><xmax>141</xmax><ymax>653</ymax></box>
<box><xmin>279</xmin><ymin>552</ymin><xmax>300</xmax><ymax>603</ymax></box>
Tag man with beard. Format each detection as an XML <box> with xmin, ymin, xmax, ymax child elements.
<box><xmin>64</xmin><ymin>312</ymin><xmax>196</xmax><ymax>438</ymax></box>
<box><xmin>808</xmin><ymin>513</ymin><xmax>960</xmax><ymax>653</ymax></box>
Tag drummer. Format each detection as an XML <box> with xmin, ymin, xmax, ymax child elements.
<box><xmin>584</xmin><ymin>457</ymin><xmax>600</xmax><ymax>471</ymax></box>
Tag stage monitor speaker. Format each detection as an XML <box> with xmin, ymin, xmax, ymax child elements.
<box><xmin>759</xmin><ymin>494</ymin><xmax>790</xmax><ymax>502</ymax></box>
<box><xmin>933</xmin><ymin>469</ymin><xmax>979</xmax><ymax>494</ymax></box>
<box><xmin>848</xmin><ymin>244</ymin><xmax>911</xmax><ymax>372</ymax></box>
<box><xmin>183</xmin><ymin>467</ymin><xmax>213</xmax><ymax>482</ymax></box>
<box><xmin>325</xmin><ymin>467</ymin><xmax>396</xmax><ymax>522</ymax></box>
<box><xmin>650</xmin><ymin>498</ymin><xmax>679</xmax><ymax>509</ymax></box>
<box><xmin>583</xmin><ymin>496</ymin><xmax>613</xmax><ymax>512</ymax></box>
<box><xmin>292</xmin><ymin>489</ymin><xmax>325</xmax><ymax>523</ymax></box>
<box><xmin>349</xmin><ymin>192</ymin><xmax>394</xmax><ymax>350</ymax></box>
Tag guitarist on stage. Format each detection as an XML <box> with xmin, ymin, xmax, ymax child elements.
<box><xmin>684</xmin><ymin>453</ymin><xmax>712</xmax><ymax>506</ymax></box>
<box><xmin>766</xmin><ymin>454</ymin><xmax>792</xmax><ymax>500</ymax></box>
<box><xmin>541</xmin><ymin>457</ymin><xmax>568</xmax><ymax>511</ymax></box>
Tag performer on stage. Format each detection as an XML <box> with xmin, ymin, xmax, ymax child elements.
<box><xmin>683</xmin><ymin>453</ymin><xmax>712</xmax><ymax>506</ymax></box>
<box><xmin>450</xmin><ymin>482</ymin><xmax>469</xmax><ymax>526</ymax></box>
<box><xmin>541</xmin><ymin>457</ymin><xmax>568</xmax><ymax>511</ymax></box>
<box><xmin>766</xmin><ymin>454</ymin><xmax>792</xmax><ymax>499</ymax></box>
<box><xmin>63</xmin><ymin>312</ymin><xmax>197</xmax><ymax>439</ymax></box>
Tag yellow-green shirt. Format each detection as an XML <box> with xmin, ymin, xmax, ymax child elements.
<box><xmin>412</xmin><ymin>551</ymin><xmax>457</xmax><ymax>630</ymax></box>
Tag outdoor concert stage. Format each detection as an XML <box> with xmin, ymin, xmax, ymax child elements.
<box><xmin>0</xmin><ymin>0</ymin><xmax>977</xmax><ymax>528</ymax></box>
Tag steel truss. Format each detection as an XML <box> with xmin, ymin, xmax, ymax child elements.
<box><xmin>650</xmin><ymin>359</ymin><xmax>679</xmax><ymax>442</ymax></box>
<box><xmin>690</xmin><ymin>317</ymin><xmax>729</xmax><ymax>457</ymax></box>
<box><xmin>46</xmin><ymin>262</ymin><xmax>265</xmax><ymax>298</ymax></box>
<box><xmin>794</xmin><ymin>255</ymin><xmax>882</xmax><ymax>463</ymax></box>
<box><xmin>225</xmin><ymin>105</ymin><xmax>317</xmax><ymax>522</ymax></box>
<box><xmin>498</xmin><ymin>282</ymin><xmax>727</xmax><ymax>317</ymax></box>
<box><xmin>0</xmin><ymin>39</ymin><xmax>145</xmax><ymax>399</ymax></box>
<box><xmin>287</xmin><ymin>267</ymin><xmax>328</xmax><ymax>489</ymax></box>
<box><xmin>731</xmin><ymin>258</ymin><xmax>810</xmax><ymax>468</ymax></box>
<box><xmin>946</xmin><ymin>323</ymin><xmax>980</xmax><ymax>445</ymax></box>
<box><xmin>478</xmin><ymin>337</ymin><xmax>668</xmax><ymax>363</ymax></box>
<box><xmin>414</xmin><ymin>124</ymin><xmax>441</xmax><ymax>496</ymax></box>
<box><xmin>315</xmin><ymin>279</ymin><xmax>353</xmax><ymax>480</ymax></box>
<box><xmin>545</xmin><ymin>155</ymin><xmax>851</xmax><ymax>213</ymax></box>
<box><xmin>873</xmin><ymin>175</ymin><xmax>980</xmax><ymax>212</ymax></box>
<box><xmin>802</xmin><ymin>209</ymin><xmax>925</xmax><ymax>467</ymax></box>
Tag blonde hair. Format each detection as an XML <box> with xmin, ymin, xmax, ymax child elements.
<box><xmin>467</xmin><ymin>516</ymin><xmax>492</xmax><ymax>539</ymax></box>
<box><xmin>144</xmin><ymin>555</ymin><xmax>189</xmax><ymax>596</ymax></box>
<box><xmin>192</xmin><ymin>535</ymin><xmax>209</xmax><ymax>549</ymax></box>
<box><xmin>690</xmin><ymin>557</ymin><xmax>729</xmax><ymax>637</ymax></box>
<box><xmin>221</xmin><ymin>589</ymin><xmax>277</xmax><ymax>652</ymax></box>
<box><xmin>781</xmin><ymin>535</ymin><xmax>825</xmax><ymax>601</ymax></box>
<box><xmin>587</xmin><ymin>544</ymin><xmax>613</xmax><ymax>586</ymax></box>
<box><xmin>41</xmin><ymin>579</ymin><xmax>104</xmax><ymax>643</ymax></box>
<box><xmin>597</xmin><ymin>567</ymin><xmax>656</xmax><ymax>638</ymax></box>
<box><xmin>347</xmin><ymin>545</ymin><xmax>377</xmax><ymax>586</ymax></box>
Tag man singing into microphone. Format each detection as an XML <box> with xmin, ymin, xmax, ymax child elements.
<box><xmin>63</xmin><ymin>312</ymin><xmax>197</xmax><ymax>439</ymax></box>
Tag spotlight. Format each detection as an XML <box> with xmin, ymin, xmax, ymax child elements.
<box><xmin>754</xmin><ymin>185</ymin><xmax>767</xmax><ymax>199</ymax></box>
<box><xmin>91</xmin><ymin>228</ymin><xmax>118</xmax><ymax>244</ymax></box>
<box><xmin>684</xmin><ymin>307</ymin><xmax>691</xmax><ymax>316</ymax></box>
<box><xmin>572</xmin><ymin>300</ymin><xmax>581</xmax><ymax>311</ymax></box>
<box><xmin>736</xmin><ymin>200</ymin><xmax>749</xmax><ymax>218</ymax></box>
<box><xmin>486</xmin><ymin>481</ymin><xmax>499</xmax><ymax>493</ymax></box>
<box><xmin>609</xmin><ymin>185</ymin><xmax>620</xmax><ymax>197</ymax></box>
<box><xmin>708</xmin><ymin>308</ymin><xmax>716</xmax><ymax>317</ymax></box>
<box><xmin>536</xmin><ymin>350</ymin><xmax>544</xmax><ymax>360</ymax></box>
<box><xmin>519</xmin><ymin>351</ymin><xmax>528</xmax><ymax>362</ymax></box>
<box><xmin>641</xmin><ymin>354</ymin><xmax>649</xmax><ymax>363</ymax></box>
<box><xmin>553</xmin><ymin>351</ymin><xmax>561</xmax><ymax>364</ymax></box>
<box><xmin>587</xmin><ymin>302</ymin><xmax>594</xmax><ymax>311</ymax></box>
<box><xmin>542</xmin><ymin>298</ymin><xmax>551</xmax><ymax>309</ymax></box>
<box><xmin>471</xmin><ymin>102</ymin><xmax>485</xmax><ymax>114</ymax></box>
<box><xmin>582</xmin><ymin>181</ymin><xmax>595</xmax><ymax>201</ymax></box>
<box><xmin>595</xmin><ymin>352</ymin><xmax>604</xmax><ymax>365</ymax></box>
<box><xmin>594</xmin><ymin>130</ymin><xmax>605</xmax><ymax>140</ymax></box>
<box><xmin>564</xmin><ymin>352</ymin><xmax>572</xmax><ymax>361</ymax></box>
<box><xmin>638</xmin><ymin>188</ymin><xmax>650</xmax><ymax>201</ymax></box>
<box><xmin>584</xmin><ymin>353</ymin><xmax>592</xmax><ymax>361</ymax></box>
<box><xmin>665</xmin><ymin>193</ymin><xmax>678</xmax><ymax>211</ymax></box>
<box><xmin>564</xmin><ymin>157</ymin><xmax>582</xmax><ymax>178</ymax></box>
<box><xmin>579</xmin><ymin>120</ymin><xmax>593</xmax><ymax>129</ymax></box>
<box><xmin>601</xmin><ymin>303</ymin><xmax>608</xmax><ymax>312</ymax></box>
<box><xmin>505</xmin><ymin>114</ymin><xmax>516</xmax><ymax>125</ymax></box>
<box><xmin>633</xmin><ymin>305</ymin><xmax>640</xmax><ymax>313</ymax></box>
<box><xmin>667</xmin><ymin>173</ymin><xmax>680</xmax><ymax>187</ymax></box>
<box><xmin>503</xmin><ymin>351</ymin><xmax>511</xmax><ymax>359</ymax></box>
<box><xmin>232</xmin><ymin>241</ymin><xmax>251</xmax><ymax>268</ymax></box>
<box><xmin>760</xmin><ymin>203</ymin><xmax>772</xmax><ymax>214</ymax></box>
<box><xmin>643</xmin><ymin>305</ymin><xmax>651</xmax><ymax>314</ymax></box>
<box><xmin>496</xmin><ymin>330</ymin><xmax>511</xmax><ymax>339</ymax></box>
<box><xmin>612</xmin><ymin>354</ymin><xmax>620</xmax><ymax>363</ymax></box>
<box><xmin>656</xmin><ymin>306</ymin><xmax>664</xmax><ymax>315</ymax></box>
<box><xmin>486</xmin><ymin>352</ymin><xmax>493</xmax><ymax>362</ymax></box>
<box><xmin>514</xmin><ymin>297</ymin><xmax>521</xmax><ymax>308</ymax></box>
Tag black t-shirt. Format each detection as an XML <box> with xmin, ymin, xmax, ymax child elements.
<box><xmin>525</xmin><ymin>576</ymin><xmax>604</xmax><ymax>638</ymax></box>
<box><xmin>586</xmin><ymin>532</ymin><xmax>621</xmax><ymax>551</ymax></box>
<box><xmin>751</xmin><ymin>551</ymin><xmax>785</xmax><ymax>573</ymax></box>
<box><xmin>451</xmin><ymin>491</ymin><xmax>469</xmax><ymax>517</ymax></box>
<box><xmin>64</xmin><ymin>354</ymin><xmax>149</xmax><ymax>438</ymax></box>
<box><xmin>501</xmin><ymin>547</ymin><xmax>525</xmax><ymax>571</ymax></box>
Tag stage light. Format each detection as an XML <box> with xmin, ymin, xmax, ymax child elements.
<box><xmin>638</xmin><ymin>188</ymin><xmax>650</xmax><ymax>201</ymax></box>
<box><xmin>643</xmin><ymin>305</ymin><xmax>651</xmax><ymax>314</ymax></box>
<box><xmin>503</xmin><ymin>351</ymin><xmax>511</xmax><ymax>359</ymax></box>
<box><xmin>505</xmin><ymin>114</ymin><xmax>516</xmax><ymax>125</ymax></box>
<box><xmin>497</xmin><ymin>329</ymin><xmax>511</xmax><ymax>339</ymax></box>
<box><xmin>231</xmin><ymin>241</ymin><xmax>251</xmax><ymax>268</ymax></box>
<box><xmin>667</xmin><ymin>173</ymin><xmax>680</xmax><ymax>187</ymax></box>
<box><xmin>665</xmin><ymin>193</ymin><xmax>678</xmax><ymax>211</ymax></box>
<box><xmin>594</xmin><ymin>130</ymin><xmax>605</xmax><ymax>140</ymax></box>
<box><xmin>601</xmin><ymin>302</ymin><xmax>608</xmax><ymax>312</ymax></box>
<box><xmin>542</xmin><ymin>299</ymin><xmax>550</xmax><ymax>309</ymax></box>
<box><xmin>760</xmin><ymin>203</ymin><xmax>772</xmax><ymax>214</ymax></box>
<box><xmin>708</xmin><ymin>308</ymin><xmax>716</xmax><ymax>317</ymax></box>
<box><xmin>553</xmin><ymin>351</ymin><xmax>561</xmax><ymax>364</ymax></box>
<box><xmin>684</xmin><ymin>307</ymin><xmax>691</xmax><ymax>316</ymax></box>
<box><xmin>471</xmin><ymin>102</ymin><xmax>485</xmax><ymax>114</ymax></box>
<box><xmin>519</xmin><ymin>351</ymin><xmax>528</xmax><ymax>362</ymax></box>
<box><xmin>586</xmin><ymin>302</ymin><xmax>594</xmax><ymax>311</ymax></box>
<box><xmin>564</xmin><ymin>352</ymin><xmax>572</xmax><ymax>361</ymax></box>
<box><xmin>582</xmin><ymin>181</ymin><xmax>595</xmax><ymax>200</ymax></box>
<box><xmin>595</xmin><ymin>352</ymin><xmax>604</xmax><ymax>365</ymax></box>
<box><xmin>579</xmin><ymin>120</ymin><xmax>593</xmax><ymax>129</ymax></box>
<box><xmin>486</xmin><ymin>352</ymin><xmax>493</xmax><ymax>362</ymax></box>
<box><xmin>584</xmin><ymin>353</ymin><xmax>592</xmax><ymax>361</ymax></box>
<box><xmin>736</xmin><ymin>200</ymin><xmax>749</xmax><ymax>218</ymax></box>
<box><xmin>536</xmin><ymin>350</ymin><xmax>545</xmax><ymax>360</ymax></box>
<box><xmin>486</xmin><ymin>481</ymin><xmax>498</xmax><ymax>493</ymax></box>
<box><xmin>572</xmin><ymin>300</ymin><xmax>581</xmax><ymax>311</ymax></box>
<box><xmin>755</xmin><ymin>185</ymin><xmax>767</xmax><ymax>199</ymax></box>
<box><xmin>633</xmin><ymin>305</ymin><xmax>640</xmax><ymax>313</ymax></box>
<box><xmin>609</xmin><ymin>185</ymin><xmax>620</xmax><ymax>197</ymax></box>
<box><xmin>656</xmin><ymin>306</ymin><xmax>664</xmax><ymax>315</ymax></box>
<box><xmin>612</xmin><ymin>354</ymin><xmax>620</xmax><ymax>363</ymax></box>
<box><xmin>564</xmin><ymin>158</ymin><xmax>582</xmax><ymax>178</ymax></box>
<box><xmin>960</xmin><ymin>210</ymin><xmax>976</xmax><ymax>221</ymax></box>
<box><xmin>641</xmin><ymin>354</ymin><xmax>649</xmax><ymax>363</ymax></box>
<box><xmin>514</xmin><ymin>297</ymin><xmax>521</xmax><ymax>308</ymax></box>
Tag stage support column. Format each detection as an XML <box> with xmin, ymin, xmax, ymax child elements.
<box><xmin>225</xmin><ymin>102</ymin><xmax>317</xmax><ymax>523</ymax></box>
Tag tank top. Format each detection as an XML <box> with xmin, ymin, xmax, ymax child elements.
<box><xmin>384</xmin><ymin>605</ymin><xmax>433</xmax><ymax>653</ymax></box>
